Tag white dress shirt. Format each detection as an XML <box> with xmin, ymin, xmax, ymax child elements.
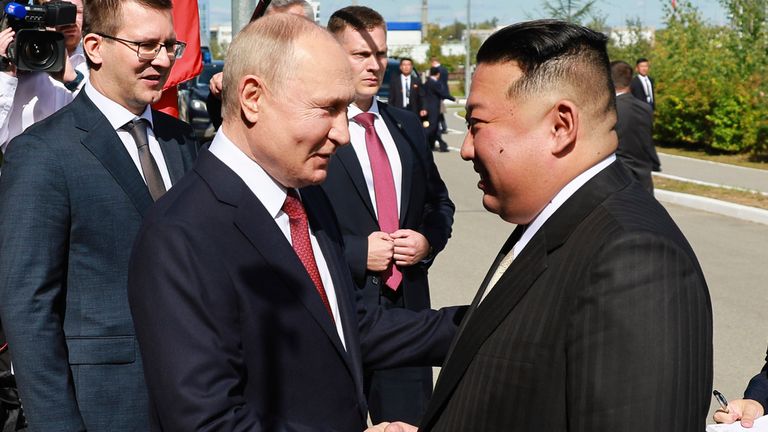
<box><xmin>400</xmin><ymin>74</ymin><xmax>410</xmax><ymax>108</ymax></box>
<box><xmin>639</xmin><ymin>75</ymin><xmax>653</xmax><ymax>103</ymax></box>
<box><xmin>208</xmin><ymin>129</ymin><xmax>347</xmax><ymax>349</ymax></box>
<box><xmin>0</xmin><ymin>44</ymin><xmax>89</xmax><ymax>150</ymax></box>
<box><xmin>84</xmin><ymin>81</ymin><xmax>173</xmax><ymax>191</ymax></box>
<box><xmin>480</xmin><ymin>154</ymin><xmax>617</xmax><ymax>303</ymax></box>
<box><xmin>348</xmin><ymin>99</ymin><xmax>403</xmax><ymax>219</ymax></box>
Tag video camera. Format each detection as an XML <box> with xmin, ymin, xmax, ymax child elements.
<box><xmin>0</xmin><ymin>0</ymin><xmax>76</xmax><ymax>72</ymax></box>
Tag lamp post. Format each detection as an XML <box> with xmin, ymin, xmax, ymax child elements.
<box><xmin>464</xmin><ymin>0</ymin><xmax>471</xmax><ymax>97</ymax></box>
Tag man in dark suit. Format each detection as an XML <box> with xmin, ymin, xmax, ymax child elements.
<box><xmin>422</xmin><ymin>66</ymin><xmax>455</xmax><ymax>152</ymax></box>
<box><xmin>0</xmin><ymin>0</ymin><xmax>197</xmax><ymax>430</ymax></box>
<box><xmin>392</xmin><ymin>20</ymin><xmax>712</xmax><ymax>432</ymax></box>
<box><xmin>713</xmin><ymin>348</ymin><xmax>768</xmax><ymax>427</ymax></box>
<box><xmin>127</xmin><ymin>15</ymin><xmax>462</xmax><ymax>431</ymax></box>
<box><xmin>429</xmin><ymin>57</ymin><xmax>451</xmax><ymax>134</ymax></box>
<box><xmin>323</xmin><ymin>6</ymin><xmax>455</xmax><ymax>426</ymax></box>
<box><xmin>387</xmin><ymin>57</ymin><xmax>422</xmax><ymax>117</ymax></box>
<box><xmin>630</xmin><ymin>57</ymin><xmax>655</xmax><ymax>109</ymax></box>
<box><xmin>611</xmin><ymin>60</ymin><xmax>660</xmax><ymax>193</ymax></box>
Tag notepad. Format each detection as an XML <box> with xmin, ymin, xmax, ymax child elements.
<box><xmin>707</xmin><ymin>415</ymin><xmax>768</xmax><ymax>431</ymax></box>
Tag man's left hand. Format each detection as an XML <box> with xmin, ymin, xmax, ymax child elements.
<box><xmin>391</xmin><ymin>229</ymin><xmax>430</xmax><ymax>266</ymax></box>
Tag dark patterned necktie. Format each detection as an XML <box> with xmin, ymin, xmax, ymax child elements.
<box><xmin>122</xmin><ymin>118</ymin><xmax>166</xmax><ymax>201</ymax></box>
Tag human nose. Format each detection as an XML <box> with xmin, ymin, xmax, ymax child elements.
<box><xmin>151</xmin><ymin>45</ymin><xmax>174</xmax><ymax>67</ymax></box>
<box><xmin>460</xmin><ymin>132</ymin><xmax>474</xmax><ymax>161</ymax></box>
<box><xmin>329</xmin><ymin>112</ymin><xmax>350</xmax><ymax>147</ymax></box>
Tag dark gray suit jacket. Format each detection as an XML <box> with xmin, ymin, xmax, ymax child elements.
<box><xmin>420</xmin><ymin>161</ymin><xmax>713</xmax><ymax>432</ymax></box>
<box><xmin>630</xmin><ymin>75</ymin><xmax>655</xmax><ymax>109</ymax></box>
<box><xmin>615</xmin><ymin>92</ymin><xmax>660</xmax><ymax>192</ymax></box>
<box><xmin>127</xmin><ymin>150</ymin><xmax>463</xmax><ymax>431</ymax></box>
<box><xmin>0</xmin><ymin>91</ymin><xmax>197</xmax><ymax>431</ymax></box>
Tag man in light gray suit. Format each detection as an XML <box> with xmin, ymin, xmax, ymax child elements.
<box><xmin>0</xmin><ymin>0</ymin><xmax>196</xmax><ymax>429</ymax></box>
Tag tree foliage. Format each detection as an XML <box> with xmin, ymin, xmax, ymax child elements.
<box><xmin>652</xmin><ymin>0</ymin><xmax>768</xmax><ymax>154</ymax></box>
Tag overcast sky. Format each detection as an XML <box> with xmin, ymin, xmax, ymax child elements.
<box><xmin>208</xmin><ymin>0</ymin><xmax>728</xmax><ymax>29</ymax></box>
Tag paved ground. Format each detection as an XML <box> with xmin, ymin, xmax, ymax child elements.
<box><xmin>427</xmin><ymin>110</ymin><xmax>768</xmax><ymax>419</ymax></box>
<box><xmin>658</xmin><ymin>153</ymin><xmax>768</xmax><ymax>194</ymax></box>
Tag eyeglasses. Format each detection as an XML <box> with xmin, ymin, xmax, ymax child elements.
<box><xmin>96</xmin><ymin>33</ymin><xmax>186</xmax><ymax>60</ymax></box>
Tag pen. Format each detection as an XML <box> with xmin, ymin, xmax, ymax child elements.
<box><xmin>713</xmin><ymin>389</ymin><xmax>729</xmax><ymax>413</ymax></box>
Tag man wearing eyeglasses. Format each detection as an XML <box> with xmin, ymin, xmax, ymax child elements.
<box><xmin>0</xmin><ymin>0</ymin><xmax>197</xmax><ymax>430</ymax></box>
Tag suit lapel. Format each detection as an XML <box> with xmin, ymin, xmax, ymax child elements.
<box><xmin>152</xmin><ymin>111</ymin><xmax>187</xmax><ymax>184</ymax></box>
<box><xmin>300</xmin><ymin>187</ymin><xmax>366</xmax><ymax>413</ymax></box>
<box><xmin>423</xmin><ymin>160</ymin><xmax>633</xmax><ymax>427</ymax></box>
<box><xmin>379</xmin><ymin>105</ymin><xmax>414</xmax><ymax>222</ymax></box>
<box><xmin>75</xmin><ymin>92</ymin><xmax>154</xmax><ymax>217</ymax></box>
<box><xmin>334</xmin><ymin>145</ymin><xmax>377</xmax><ymax>220</ymax></box>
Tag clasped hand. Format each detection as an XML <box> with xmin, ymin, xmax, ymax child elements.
<box><xmin>366</xmin><ymin>229</ymin><xmax>430</xmax><ymax>271</ymax></box>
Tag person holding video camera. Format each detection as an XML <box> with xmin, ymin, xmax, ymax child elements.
<box><xmin>0</xmin><ymin>0</ymin><xmax>86</xmax><ymax>154</ymax></box>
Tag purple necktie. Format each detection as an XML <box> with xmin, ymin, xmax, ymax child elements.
<box><xmin>353</xmin><ymin>113</ymin><xmax>403</xmax><ymax>291</ymax></box>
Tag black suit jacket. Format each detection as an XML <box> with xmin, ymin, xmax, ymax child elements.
<box><xmin>422</xmin><ymin>79</ymin><xmax>454</xmax><ymax>136</ymax></box>
<box><xmin>0</xmin><ymin>91</ymin><xmax>197</xmax><ymax>431</ymax></box>
<box><xmin>630</xmin><ymin>75</ymin><xmax>655</xmax><ymax>109</ymax></box>
<box><xmin>321</xmin><ymin>102</ymin><xmax>455</xmax><ymax>310</ymax></box>
<box><xmin>744</xmin><ymin>348</ymin><xmax>768</xmax><ymax>414</ymax></box>
<box><xmin>420</xmin><ymin>161</ymin><xmax>713</xmax><ymax>432</ymax></box>
<box><xmin>128</xmin><ymin>149</ymin><xmax>462</xmax><ymax>431</ymax></box>
<box><xmin>388</xmin><ymin>73</ymin><xmax>423</xmax><ymax>116</ymax></box>
<box><xmin>615</xmin><ymin>92</ymin><xmax>660</xmax><ymax>192</ymax></box>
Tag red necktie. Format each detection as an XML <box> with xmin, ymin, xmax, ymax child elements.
<box><xmin>353</xmin><ymin>113</ymin><xmax>403</xmax><ymax>291</ymax></box>
<box><xmin>282</xmin><ymin>189</ymin><xmax>334</xmax><ymax>321</ymax></box>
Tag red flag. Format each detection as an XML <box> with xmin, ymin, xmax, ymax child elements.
<box><xmin>153</xmin><ymin>0</ymin><xmax>203</xmax><ymax>117</ymax></box>
<box><xmin>671</xmin><ymin>0</ymin><xmax>677</xmax><ymax>9</ymax></box>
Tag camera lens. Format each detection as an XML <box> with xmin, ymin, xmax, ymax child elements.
<box><xmin>21</xmin><ymin>40</ymin><xmax>56</xmax><ymax>69</ymax></box>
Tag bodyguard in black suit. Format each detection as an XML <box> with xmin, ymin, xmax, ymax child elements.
<box><xmin>128</xmin><ymin>16</ymin><xmax>461</xmax><ymax>431</ymax></box>
<box><xmin>611</xmin><ymin>60</ymin><xmax>660</xmax><ymax>193</ymax></box>
<box><xmin>387</xmin><ymin>58</ymin><xmax>423</xmax><ymax>117</ymax></box>
<box><xmin>325</xmin><ymin>6</ymin><xmax>455</xmax><ymax>426</ymax></box>
<box><xmin>0</xmin><ymin>0</ymin><xmax>197</xmax><ymax>430</ymax></box>
<box><xmin>630</xmin><ymin>57</ymin><xmax>655</xmax><ymax>109</ymax></box>
<box><xmin>422</xmin><ymin>67</ymin><xmax>455</xmax><ymax>152</ymax></box>
<box><xmin>391</xmin><ymin>20</ymin><xmax>712</xmax><ymax>432</ymax></box>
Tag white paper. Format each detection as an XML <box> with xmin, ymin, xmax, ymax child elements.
<box><xmin>707</xmin><ymin>416</ymin><xmax>768</xmax><ymax>431</ymax></box>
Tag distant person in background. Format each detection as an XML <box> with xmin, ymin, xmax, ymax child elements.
<box><xmin>713</xmin><ymin>348</ymin><xmax>768</xmax><ymax>428</ymax></box>
<box><xmin>430</xmin><ymin>56</ymin><xmax>451</xmax><ymax>134</ymax></box>
<box><xmin>422</xmin><ymin>66</ymin><xmax>454</xmax><ymax>152</ymax></box>
<box><xmin>611</xmin><ymin>60</ymin><xmax>660</xmax><ymax>193</ymax></box>
<box><xmin>0</xmin><ymin>0</ymin><xmax>87</xmax><ymax>151</ymax></box>
<box><xmin>388</xmin><ymin>57</ymin><xmax>422</xmax><ymax>117</ymax></box>
<box><xmin>206</xmin><ymin>0</ymin><xmax>314</xmax><ymax>130</ymax></box>
<box><xmin>630</xmin><ymin>57</ymin><xmax>654</xmax><ymax>109</ymax></box>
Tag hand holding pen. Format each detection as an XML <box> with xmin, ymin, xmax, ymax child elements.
<box><xmin>712</xmin><ymin>389</ymin><xmax>765</xmax><ymax>428</ymax></box>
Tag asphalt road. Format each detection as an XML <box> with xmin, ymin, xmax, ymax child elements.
<box><xmin>426</xmin><ymin>109</ymin><xmax>768</xmax><ymax>420</ymax></box>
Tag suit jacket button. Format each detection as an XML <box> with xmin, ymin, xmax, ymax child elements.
<box><xmin>371</xmin><ymin>276</ymin><xmax>380</xmax><ymax>285</ymax></box>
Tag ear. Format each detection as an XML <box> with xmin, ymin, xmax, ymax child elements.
<box><xmin>239</xmin><ymin>75</ymin><xmax>264</xmax><ymax>124</ymax></box>
<box><xmin>550</xmin><ymin>99</ymin><xmax>578</xmax><ymax>156</ymax></box>
<box><xmin>82</xmin><ymin>33</ymin><xmax>103</xmax><ymax>67</ymax></box>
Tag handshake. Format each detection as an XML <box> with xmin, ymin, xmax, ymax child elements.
<box><xmin>366</xmin><ymin>422</ymin><xmax>417</xmax><ymax>432</ymax></box>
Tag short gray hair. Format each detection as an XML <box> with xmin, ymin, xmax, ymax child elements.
<box><xmin>266</xmin><ymin>0</ymin><xmax>314</xmax><ymax>21</ymax></box>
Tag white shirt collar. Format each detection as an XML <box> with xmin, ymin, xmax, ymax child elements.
<box><xmin>348</xmin><ymin>98</ymin><xmax>381</xmax><ymax>120</ymax></box>
<box><xmin>513</xmin><ymin>154</ymin><xmax>617</xmax><ymax>257</ymax></box>
<box><xmin>207</xmin><ymin>129</ymin><xmax>288</xmax><ymax>219</ymax></box>
<box><xmin>84</xmin><ymin>80</ymin><xmax>153</xmax><ymax>131</ymax></box>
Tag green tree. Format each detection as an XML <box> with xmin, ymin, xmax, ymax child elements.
<box><xmin>541</xmin><ymin>0</ymin><xmax>600</xmax><ymax>24</ymax></box>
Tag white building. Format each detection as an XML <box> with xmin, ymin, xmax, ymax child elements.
<box><xmin>210</xmin><ymin>25</ymin><xmax>233</xmax><ymax>46</ymax></box>
<box><xmin>609</xmin><ymin>26</ymin><xmax>655</xmax><ymax>47</ymax></box>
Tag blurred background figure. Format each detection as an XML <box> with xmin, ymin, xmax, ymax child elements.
<box><xmin>422</xmin><ymin>66</ymin><xmax>454</xmax><ymax>152</ymax></box>
<box><xmin>611</xmin><ymin>60</ymin><xmax>660</xmax><ymax>193</ymax></box>
<box><xmin>630</xmin><ymin>57</ymin><xmax>655</xmax><ymax>110</ymax></box>
<box><xmin>0</xmin><ymin>0</ymin><xmax>87</xmax><ymax>153</ymax></box>
<box><xmin>388</xmin><ymin>57</ymin><xmax>422</xmax><ymax>117</ymax></box>
<box><xmin>429</xmin><ymin>56</ymin><xmax>451</xmax><ymax>136</ymax></box>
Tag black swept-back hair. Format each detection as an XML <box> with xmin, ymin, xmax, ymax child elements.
<box><xmin>477</xmin><ymin>19</ymin><xmax>615</xmax><ymax>113</ymax></box>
